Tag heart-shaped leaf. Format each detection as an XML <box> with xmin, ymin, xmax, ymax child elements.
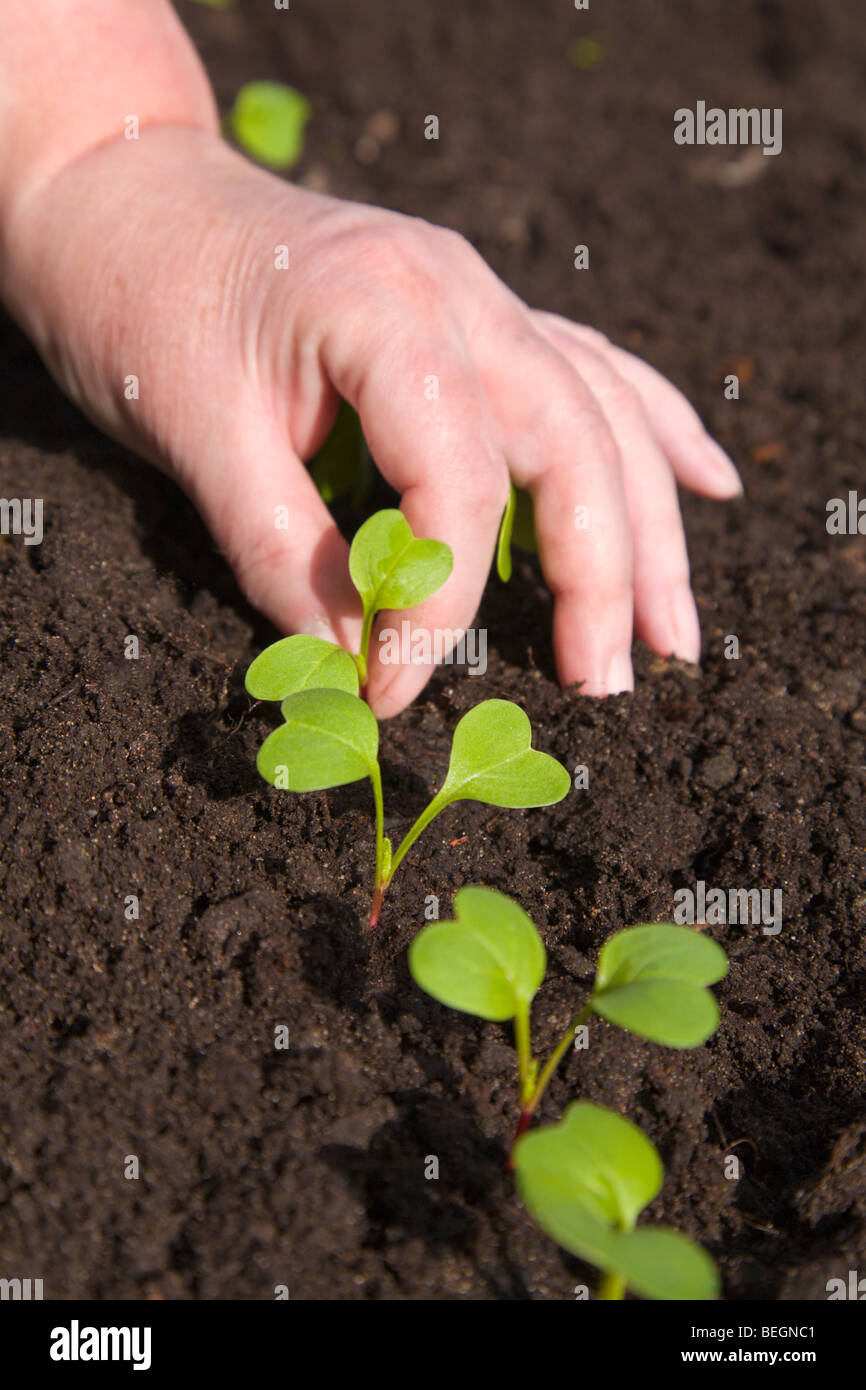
<box><xmin>514</xmin><ymin>1103</ymin><xmax>718</xmax><ymax>1300</ymax></box>
<box><xmin>437</xmin><ymin>700</ymin><xmax>571</xmax><ymax>808</ymax></box>
<box><xmin>592</xmin><ymin>924</ymin><xmax>728</xmax><ymax>1048</ymax></box>
<box><xmin>600</xmin><ymin>1226</ymin><xmax>720</xmax><ymax>1302</ymax></box>
<box><xmin>229</xmin><ymin>81</ymin><xmax>310</xmax><ymax>170</ymax></box>
<box><xmin>349</xmin><ymin>509</ymin><xmax>453</xmax><ymax>617</ymax></box>
<box><xmin>246</xmin><ymin>634</ymin><xmax>359</xmax><ymax>702</ymax></box>
<box><xmin>256</xmin><ymin>688</ymin><xmax>377</xmax><ymax>791</ymax></box>
<box><xmin>409</xmin><ymin>886</ymin><xmax>545</xmax><ymax>1021</ymax></box>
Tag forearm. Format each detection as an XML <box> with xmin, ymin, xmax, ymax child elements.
<box><xmin>0</xmin><ymin>0</ymin><xmax>217</xmax><ymax>225</ymax></box>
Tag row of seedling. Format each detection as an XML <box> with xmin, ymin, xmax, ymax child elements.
<box><xmin>245</xmin><ymin>508</ymin><xmax>728</xmax><ymax>1298</ymax></box>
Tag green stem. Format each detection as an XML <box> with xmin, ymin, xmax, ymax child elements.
<box><xmin>356</xmin><ymin>606</ymin><xmax>375</xmax><ymax>685</ymax></box>
<box><xmin>598</xmin><ymin>1271</ymin><xmax>626</xmax><ymax>1301</ymax></box>
<box><xmin>386</xmin><ymin>791</ymin><xmax>450</xmax><ymax>886</ymax></box>
<box><xmin>514</xmin><ymin>1003</ymin><xmax>533</xmax><ymax>1106</ymax></box>
<box><xmin>369</xmin><ymin>763</ymin><xmax>386</xmax><ymax>922</ymax></box>
<box><xmin>508</xmin><ymin>1002</ymin><xmax>593</xmax><ymax>1159</ymax></box>
<box><xmin>526</xmin><ymin>1002</ymin><xmax>593</xmax><ymax>1118</ymax></box>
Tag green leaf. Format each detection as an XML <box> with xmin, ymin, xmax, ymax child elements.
<box><xmin>229</xmin><ymin>81</ymin><xmax>310</xmax><ymax>170</ymax></box>
<box><xmin>246</xmin><ymin>635</ymin><xmax>359</xmax><ymax>702</ymax></box>
<box><xmin>512</xmin><ymin>486</ymin><xmax>537</xmax><ymax>552</ymax></box>
<box><xmin>349</xmin><ymin>509</ymin><xmax>453</xmax><ymax>617</ymax></box>
<box><xmin>409</xmin><ymin>886</ymin><xmax>545</xmax><ymax>1021</ymax></box>
<box><xmin>437</xmin><ymin>700</ymin><xmax>571</xmax><ymax>809</ymax></box>
<box><xmin>496</xmin><ymin>485</ymin><xmax>516</xmax><ymax>582</ymax></box>
<box><xmin>496</xmin><ymin>486</ymin><xmax>537</xmax><ymax>581</ymax></box>
<box><xmin>592</xmin><ymin>924</ymin><xmax>728</xmax><ymax>1048</ymax></box>
<box><xmin>308</xmin><ymin>402</ymin><xmax>371</xmax><ymax>506</ymax></box>
<box><xmin>601</xmin><ymin>1226</ymin><xmax>720</xmax><ymax>1302</ymax></box>
<box><xmin>516</xmin><ymin>1103</ymin><xmax>662</xmax><ymax>1232</ymax></box>
<box><xmin>256</xmin><ymin>688</ymin><xmax>377</xmax><ymax>791</ymax></box>
<box><xmin>514</xmin><ymin>1103</ymin><xmax>718</xmax><ymax>1300</ymax></box>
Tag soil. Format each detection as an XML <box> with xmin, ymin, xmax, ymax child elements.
<box><xmin>1</xmin><ymin>0</ymin><xmax>865</xmax><ymax>1301</ymax></box>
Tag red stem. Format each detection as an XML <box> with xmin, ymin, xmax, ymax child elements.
<box><xmin>369</xmin><ymin>882</ymin><xmax>385</xmax><ymax>928</ymax></box>
<box><xmin>506</xmin><ymin>1109</ymin><xmax>534</xmax><ymax>1171</ymax></box>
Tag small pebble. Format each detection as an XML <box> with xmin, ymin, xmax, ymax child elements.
<box><xmin>699</xmin><ymin>750</ymin><xmax>738</xmax><ymax>789</ymax></box>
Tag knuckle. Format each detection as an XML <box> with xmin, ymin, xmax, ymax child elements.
<box><xmin>535</xmin><ymin>383</ymin><xmax>620</xmax><ymax>468</ymax></box>
<box><xmin>598</xmin><ymin>372</ymin><xmax>643</xmax><ymax>421</ymax></box>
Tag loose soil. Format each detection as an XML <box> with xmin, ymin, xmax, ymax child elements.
<box><xmin>1</xmin><ymin>0</ymin><xmax>864</xmax><ymax>1300</ymax></box>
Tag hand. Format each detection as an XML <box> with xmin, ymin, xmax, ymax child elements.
<box><xmin>3</xmin><ymin>125</ymin><xmax>741</xmax><ymax>716</ymax></box>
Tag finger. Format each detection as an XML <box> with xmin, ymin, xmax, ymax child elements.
<box><xmin>322</xmin><ymin>322</ymin><xmax>509</xmax><ymax>718</ymax></box>
<box><xmin>186</xmin><ymin>401</ymin><xmax>362</xmax><ymax>652</ymax></box>
<box><xmin>530</xmin><ymin>331</ymin><xmax>701</xmax><ymax>662</ymax></box>
<box><xmin>479</xmin><ymin>320</ymin><xmax>635</xmax><ymax>696</ymax></box>
<box><xmin>532</xmin><ymin>312</ymin><xmax>743</xmax><ymax>498</ymax></box>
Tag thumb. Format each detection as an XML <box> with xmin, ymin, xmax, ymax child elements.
<box><xmin>186</xmin><ymin>407</ymin><xmax>362</xmax><ymax>652</ymax></box>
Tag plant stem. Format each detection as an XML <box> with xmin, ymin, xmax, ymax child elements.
<box><xmin>514</xmin><ymin>1003</ymin><xmax>533</xmax><ymax>1107</ymax></box>
<box><xmin>508</xmin><ymin>1002</ymin><xmax>593</xmax><ymax>1157</ymax></box>
<box><xmin>386</xmin><ymin>791</ymin><xmax>449</xmax><ymax>884</ymax></box>
<box><xmin>598</xmin><ymin>1271</ymin><xmax>626</xmax><ymax>1301</ymax></box>
<box><xmin>356</xmin><ymin>607</ymin><xmax>375</xmax><ymax>685</ymax></box>
<box><xmin>369</xmin><ymin>763</ymin><xmax>386</xmax><ymax>925</ymax></box>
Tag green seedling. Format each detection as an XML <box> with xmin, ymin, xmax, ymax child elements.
<box><xmin>496</xmin><ymin>482</ymin><xmax>537</xmax><ymax>581</ymax></box>
<box><xmin>349</xmin><ymin>509</ymin><xmax>453</xmax><ymax>683</ymax></box>
<box><xmin>229</xmin><ymin>80</ymin><xmax>311</xmax><ymax>170</ymax></box>
<box><xmin>254</xmin><ymin>699</ymin><xmax>570</xmax><ymax>925</ymax></box>
<box><xmin>409</xmin><ymin>885</ymin><xmax>727</xmax><ymax>1298</ymax></box>
<box><xmin>308</xmin><ymin>402</ymin><xmax>372</xmax><ymax>507</ymax></box>
<box><xmin>247</xmin><ymin>509</ymin><xmax>453</xmax><ymax>692</ymax></box>
<box><xmin>514</xmin><ymin>1104</ymin><xmax>719</xmax><ymax>1300</ymax></box>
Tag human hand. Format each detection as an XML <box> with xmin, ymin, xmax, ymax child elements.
<box><xmin>2</xmin><ymin>125</ymin><xmax>741</xmax><ymax>717</ymax></box>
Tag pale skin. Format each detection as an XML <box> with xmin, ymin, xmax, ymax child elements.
<box><xmin>0</xmin><ymin>1</ymin><xmax>742</xmax><ymax>717</ymax></box>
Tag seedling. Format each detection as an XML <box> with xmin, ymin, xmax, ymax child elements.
<box><xmin>252</xmin><ymin>698</ymin><xmax>570</xmax><ymax>924</ymax></box>
<box><xmin>247</xmin><ymin>509</ymin><xmax>453</xmax><ymax>692</ymax></box>
<box><xmin>409</xmin><ymin>886</ymin><xmax>728</xmax><ymax>1298</ymax></box>
<box><xmin>229</xmin><ymin>80</ymin><xmax>311</xmax><ymax>170</ymax></box>
<box><xmin>349</xmin><ymin>509</ymin><xmax>452</xmax><ymax>682</ymax></box>
<box><xmin>514</xmin><ymin>1104</ymin><xmax>719</xmax><ymax>1300</ymax></box>
<box><xmin>496</xmin><ymin>482</ymin><xmax>537</xmax><ymax>581</ymax></box>
<box><xmin>308</xmin><ymin>402</ymin><xmax>372</xmax><ymax>507</ymax></box>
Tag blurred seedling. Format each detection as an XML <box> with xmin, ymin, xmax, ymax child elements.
<box><xmin>496</xmin><ymin>482</ymin><xmax>537</xmax><ymax>581</ymax></box>
<box><xmin>228</xmin><ymin>80</ymin><xmax>311</xmax><ymax>170</ymax></box>
<box><xmin>409</xmin><ymin>886</ymin><xmax>728</xmax><ymax>1299</ymax></box>
<box><xmin>308</xmin><ymin>402</ymin><xmax>372</xmax><ymax>508</ymax></box>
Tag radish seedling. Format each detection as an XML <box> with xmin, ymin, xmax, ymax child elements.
<box><xmin>496</xmin><ymin>482</ymin><xmax>537</xmax><ymax>581</ymax></box>
<box><xmin>409</xmin><ymin>886</ymin><xmax>727</xmax><ymax>1298</ymax></box>
<box><xmin>514</xmin><ymin>1103</ymin><xmax>719</xmax><ymax>1300</ymax></box>
<box><xmin>247</xmin><ymin>510</ymin><xmax>454</xmax><ymax>694</ymax></box>
<box><xmin>308</xmin><ymin>402</ymin><xmax>372</xmax><ymax>507</ymax></box>
<box><xmin>348</xmin><ymin>509</ymin><xmax>453</xmax><ymax>682</ymax></box>
<box><xmin>254</xmin><ymin>699</ymin><xmax>570</xmax><ymax>924</ymax></box>
<box><xmin>229</xmin><ymin>80</ymin><xmax>311</xmax><ymax>170</ymax></box>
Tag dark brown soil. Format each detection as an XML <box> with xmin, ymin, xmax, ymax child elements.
<box><xmin>1</xmin><ymin>0</ymin><xmax>865</xmax><ymax>1300</ymax></box>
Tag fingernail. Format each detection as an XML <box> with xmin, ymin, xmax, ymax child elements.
<box><xmin>671</xmin><ymin>584</ymin><xmax>701</xmax><ymax>663</ymax></box>
<box><xmin>301</xmin><ymin>614</ymin><xmax>340</xmax><ymax>645</ymax></box>
<box><xmin>605</xmin><ymin>649</ymin><xmax>634</xmax><ymax>695</ymax></box>
<box><xmin>705</xmin><ymin>438</ymin><xmax>744</xmax><ymax>495</ymax></box>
